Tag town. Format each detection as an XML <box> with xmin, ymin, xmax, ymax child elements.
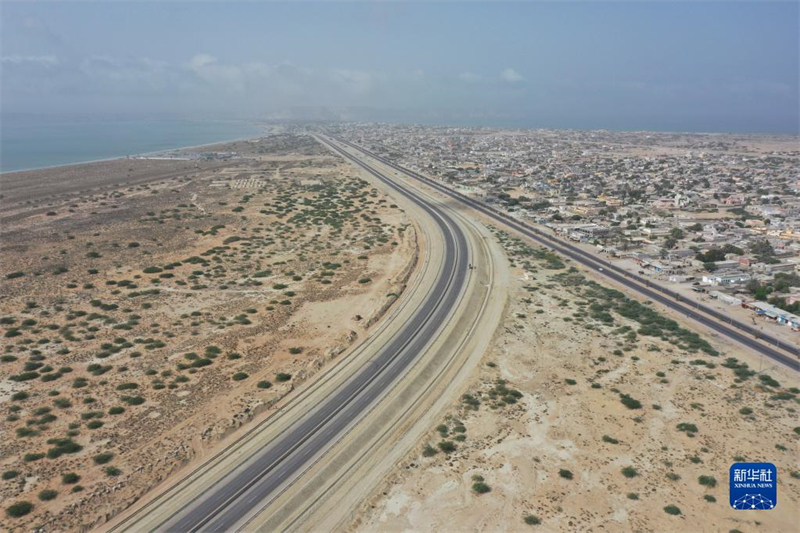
<box><xmin>325</xmin><ymin>124</ymin><xmax>800</xmax><ymax>338</ymax></box>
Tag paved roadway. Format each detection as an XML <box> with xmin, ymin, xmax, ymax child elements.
<box><xmin>335</xmin><ymin>137</ymin><xmax>800</xmax><ymax>373</ymax></box>
<box><xmin>150</xmin><ymin>137</ymin><xmax>470</xmax><ymax>531</ymax></box>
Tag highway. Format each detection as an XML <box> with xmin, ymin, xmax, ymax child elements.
<box><xmin>118</xmin><ymin>137</ymin><xmax>471</xmax><ymax>531</ymax></box>
<box><xmin>335</xmin><ymin>137</ymin><xmax>800</xmax><ymax>373</ymax></box>
<box><xmin>107</xmin><ymin>133</ymin><xmax>795</xmax><ymax>533</ymax></box>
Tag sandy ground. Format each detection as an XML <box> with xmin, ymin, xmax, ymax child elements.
<box><xmin>0</xmin><ymin>135</ymin><xmax>419</xmax><ymax>531</ymax></box>
<box><xmin>0</xmin><ymin>158</ymin><xmax>222</xmax><ymax>206</ymax></box>
<box><xmin>353</xmin><ymin>226</ymin><xmax>799</xmax><ymax>533</ymax></box>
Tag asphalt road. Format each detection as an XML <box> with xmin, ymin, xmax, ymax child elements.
<box><xmin>336</xmin><ymin>137</ymin><xmax>800</xmax><ymax>373</ymax></box>
<box><xmin>155</xmin><ymin>137</ymin><xmax>470</xmax><ymax>531</ymax></box>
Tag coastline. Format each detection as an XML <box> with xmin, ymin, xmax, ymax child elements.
<box><xmin>0</xmin><ymin>125</ymin><xmax>264</xmax><ymax>176</ymax></box>
<box><xmin>0</xmin><ymin>133</ymin><xmax>263</xmax><ymax>175</ymax></box>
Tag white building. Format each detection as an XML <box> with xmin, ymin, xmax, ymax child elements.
<box><xmin>702</xmin><ymin>273</ymin><xmax>751</xmax><ymax>286</ymax></box>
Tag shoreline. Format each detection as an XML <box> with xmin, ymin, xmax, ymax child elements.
<box><xmin>0</xmin><ymin>132</ymin><xmax>264</xmax><ymax>176</ymax></box>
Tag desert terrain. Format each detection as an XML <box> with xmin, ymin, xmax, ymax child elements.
<box><xmin>354</xmin><ymin>226</ymin><xmax>799</xmax><ymax>533</ymax></box>
<box><xmin>0</xmin><ymin>134</ymin><xmax>419</xmax><ymax>531</ymax></box>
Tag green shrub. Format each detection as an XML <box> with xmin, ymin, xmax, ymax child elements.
<box><xmin>524</xmin><ymin>515</ymin><xmax>541</xmax><ymax>525</ymax></box>
<box><xmin>663</xmin><ymin>505</ymin><xmax>681</xmax><ymax>515</ymax></box>
<box><xmin>422</xmin><ymin>444</ymin><xmax>438</xmax><ymax>457</ymax></box>
<box><xmin>438</xmin><ymin>440</ymin><xmax>456</xmax><ymax>453</ymax></box>
<box><xmin>257</xmin><ymin>380</ymin><xmax>272</xmax><ymax>389</ymax></box>
<box><xmin>104</xmin><ymin>466</ymin><xmax>122</xmax><ymax>476</ymax></box>
<box><xmin>275</xmin><ymin>373</ymin><xmax>292</xmax><ymax>382</ymax></box>
<box><xmin>6</xmin><ymin>501</ymin><xmax>33</xmax><ymax>518</ymax></box>
<box><xmin>62</xmin><ymin>473</ymin><xmax>80</xmax><ymax>484</ymax></box>
<box><xmin>232</xmin><ymin>372</ymin><xmax>249</xmax><ymax>381</ymax></box>
<box><xmin>758</xmin><ymin>374</ymin><xmax>780</xmax><ymax>388</ymax></box>
<box><xmin>46</xmin><ymin>438</ymin><xmax>82</xmax><ymax>458</ymax></box>
<box><xmin>121</xmin><ymin>396</ymin><xmax>145</xmax><ymax>405</ymax></box>
<box><xmin>698</xmin><ymin>475</ymin><xmax>717</xmax><ymax>487</ymax></box>
<box><xmin>620</xmin><ymin>394</ymin><xmax>642</xmax><ymax>409</ymax></box>
<box><xmin>472</xmin><ymin>482</ymin><xmax>491</xmax><ymax>494</ymax></box>
<box><xmin>558</xmin><ymin>469</ymin><xmax>573</xmax><ymax>480</ymax></box>
<box><xmin>2</xmin><ymin>470</ymin><xmax>20</xmax><ymax>480</ymax></box>
<box><xmin>11</xmin><ymin>391</ymin><xmax>29</xmax><ymax>401</ymax></box>
<box><xmin>53</xmin><ymin>398</ymin><xmax>72</xmax><ymax>408</ymax></box>
<box><xmin>16</xmin><ymin>427</ymin><xmax>38</xmax><ymax>438</ymax></box>
<box><xmin>676</xmin><ymin>422</ymin><xmax>698</xmax><ymax>434</ymax></box>
<box><xmin>109</xmin><ymin>406</ymin><xmax>125</xmax><ymax>415</ymax></box>
<box><xmin>10</xmin><ymin>372</ymin><xmax>40</xmax><ymax>382</ymax></box>
<box><xmin>38</xmin><ymin>489</ymin><xmax>58</xmax><ymax>501</ymax></box>
<box><xmin>621</xmin><ymin>467</ymin><xmax>638</xmax><ymax>478</ymax></box>
<box><xmin>93</xmin><ymin>453</ymin><xmax>114</xmax><ymax>464</ymax></box>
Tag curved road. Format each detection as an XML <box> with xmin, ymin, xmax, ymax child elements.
<box><xmin>138</xmin><ymin>137</ymin><xmax>470</xmax><ymax>531</ymax></box>
<box><xmin>336</xmin><ymin>137</ymin><xmax>799</xmax><ymax>373</ymax></box>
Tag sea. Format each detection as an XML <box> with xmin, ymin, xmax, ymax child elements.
<box><xmin>0</xmin><ymin>114</ymin><xmax>262</xmax><ymax>173</ymax></box>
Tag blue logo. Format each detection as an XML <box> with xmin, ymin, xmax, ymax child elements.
<box><xmin>730</xmin><ymin>462</ymin><xmax>777</xmax><ymax>510</ymax></box>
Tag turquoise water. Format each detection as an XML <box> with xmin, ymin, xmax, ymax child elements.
<box><xmin>1</xmin><ymin>114</ymin><xmax>261</xmax><ymax>172</ymax></box>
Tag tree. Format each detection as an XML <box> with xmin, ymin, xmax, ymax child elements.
<box><xmin>745</xmin><ymin>279</ymin><xmax>762</xmax><ymax>295</ymax></box>
<box><xmin>696</xmin><ymin>249</ymin><xmax>725</xmax><ymax>262</ymax></box>
<box><xmin>721</xmin><ymin>244</ymin><xmax>744</xmax><ymax>255</ymax></box>
<box><xmin>750</xmin><ymin>239</ymin><xmax>775</xmax><ymax>260</ymax></box>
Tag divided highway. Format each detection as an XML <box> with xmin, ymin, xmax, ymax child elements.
<box><xmin>335</xmin><ymin>137</ymin><xmax>800</xmax><ymax>373</ymax></box>
<box><xmin>111</xmin><ymin>137</ymin><xmax>471</xmax><ymax>532</ymax></box>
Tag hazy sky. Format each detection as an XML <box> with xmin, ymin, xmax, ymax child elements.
<box><xmin>2</xmin><ymin>1</ymin><xmax>798</xmax><ymax>133</ymax></box>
